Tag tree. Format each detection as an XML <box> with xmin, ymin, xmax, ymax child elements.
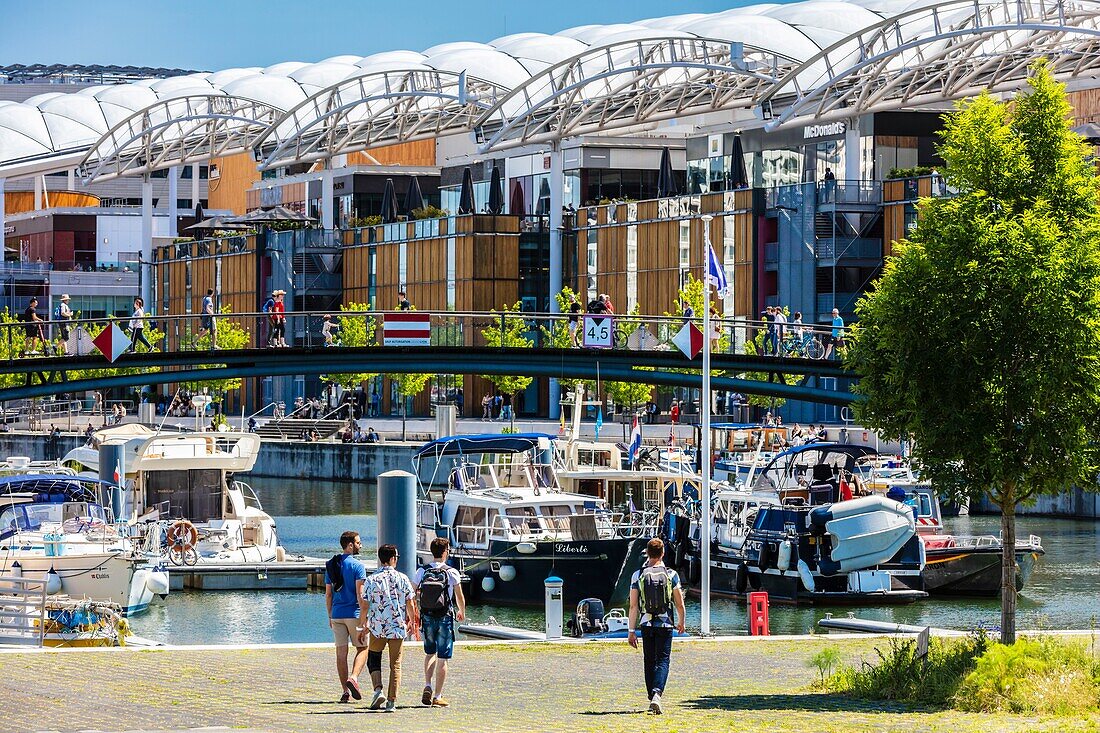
<box><xmin>184</xmin><ymin>306</ymin><xmax>252</xmax><ymax>396</ymax></box>
<box><xmin>389</xmin><ymin>372</ymin><xmax>432</xmax><ymax>441</ymax></box>
<box><xmin>324</xmin><ymin>302</ymin><xmax>378</xmax><ymax>390</ymax></box>
<box><xmin>481</xmin><ymin>301</ymin><xmax>534</xmax><ymax>431</ymax></box>
<box><xmin>847</xmin><ymin>63</ymin><xmax>1100</xmax><ymax>644</ymax></box>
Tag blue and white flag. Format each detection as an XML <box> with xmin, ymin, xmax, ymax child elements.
<box><xmin>595</xmin><ymin>408</ymin><xmax>603</xmax><ymax>439</ymax></box>
<box><xmin>628</xmin><ymin>416</ymin><xmax>642</xmax><ymax>463</ymax></box>
<box><xmin>706</xmin><ymin>243</ymin><xmax>733</xmax><ymax>299</ymax></box>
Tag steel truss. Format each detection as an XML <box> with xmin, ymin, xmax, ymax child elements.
<box><xmin>762</xmin><ymin>0</ymin><xmax>1100</xmax><ymax>130</ymax></box>
<box><xmin>253</xmin><ymin>69</ymin><xmax>510</xmax><ymax>170</ymax></box>
<box><xmin>476</xmin><ymin>37</ymin><xmax>800</xmax><ymax>152</ymax></box>
<box><xmin>79</xmin><ymin>94</ymin><xmax>285</xmax><ymax>183</ymax></box>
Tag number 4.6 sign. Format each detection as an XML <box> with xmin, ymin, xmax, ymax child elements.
<box><xmin>583</xmin><ymin>315</ymin><xmax>613</xmax><ymax>349</ymax></box>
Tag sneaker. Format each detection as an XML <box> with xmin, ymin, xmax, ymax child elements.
<box><xmin>422</xmin><ymin>686</ymin><xmax>433</xmax><ymax>706</ymax></box>
<box><xmin>649</xmin><ymin>693</ymin><xmax>663</xmax><ymax>715</ymax></box>
<box><xmin>345</xmin><ymin>677</ymin><xmax>362</xmax><ymax>701</ymax></box>
<box><xmin>383</xmin><ymin>700</ymin><xmax>396</xmax><ymax>713</ymax></box>
<box><xmin>338</xmin><ymin>692</ymin><xmax>350</xmax><ymax>704</ymax></box>
<box><xmin>369</xmin><ymin>688</ymin><xmax>386</xmax><ymax>710</ymax></box>
<box><xmin>431</xmin><ymin>697</ymin><xmax>450</xmax><ymax>708</ymax></box>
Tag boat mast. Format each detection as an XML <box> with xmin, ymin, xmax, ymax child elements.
<box><xmin>700</xmin><ymin>214</ymin><xmax>713</xmax><ymax>637</ymax></box>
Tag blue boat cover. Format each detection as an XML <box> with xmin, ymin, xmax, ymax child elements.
<box><xmin>414</xmin><ymin>433</ymin><xmax>556</xmax><ymax>459</ymax></box>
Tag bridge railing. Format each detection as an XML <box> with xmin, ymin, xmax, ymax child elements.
<box><xmin>0</xmin><ymin>309</ymin><xmax>851</xmax><ymax>362</ymax></box>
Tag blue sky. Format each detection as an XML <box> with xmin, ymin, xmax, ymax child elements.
<box><xmin>4</xmin><ymin>0</ymin><xmax>788</xmax><ymax>70</ymax></box>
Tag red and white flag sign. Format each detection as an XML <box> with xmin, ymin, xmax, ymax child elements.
<box><xmin>93</xmin><ymin>322</ymin><xmax>132</xmax><ymax>363</ymax></box>
<box><xmin>383</xmin><ymin>312</ymin><xmax>431</xmax><ymax>346</ymax></box>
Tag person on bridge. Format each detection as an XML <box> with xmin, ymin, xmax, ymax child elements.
<box><xmin>197</xmin><ymin>289</ymin><xmax>217</xmax><ymax>348</ymax></box>
<box><xmin>568</xmin><ymin>294</ymin><xmax>582</xmax><ymax>346</ymax></box>
<box><xmin>128</xmin><ymin>297</ymin><xmax>152</xmax><ymax>353</ymax></box>
<box><xmin>762</xmin><ymin>306</ymin><xmax>777</xmax><ymax>355</ymax></box>
<box><xmin>22</xmin><ymin>297</ymin><xmax>45</xmax><ymax>355</ymax></box>
<box><xmin>825</xmin><ymin>307</ymin><xmax>846</xmax><ymax>360</ymax></box>
<box><xmin>397</xmin><ymin>291</ymin><xmax>412</xmax><ymax>311</ymax></box>
<box><xmin>270</xmin><ymin>290</ymin><xmax>288</xmax><ymax>348</ymax></box>
<box><xmin>262</xmin><ymin>291</ymin><xmax>276</xmax><ymax>347</ymax></box>
<box><xmin>322</xmin><ymin>314</ymin><xmax>338</xmax><ymax>346</ymax></box>
<box><xmin>586</xmin><ymin>295</ymin><xmax>607</xmax><ymax>315</ymax></box>
<box><xmin>601</xmin><ymin>293</ymin><xmax>615</xmax><ymax>314</ymax></box>
<box><xmin>54</xmin><ymin>294</ymin><xmax>72</xmax><ymax>355</ymax></box>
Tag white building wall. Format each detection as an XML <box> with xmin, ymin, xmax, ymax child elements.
<box><xmin>96</xmin><ymin>214</ymin><xmax>169</xmax><ymax>265</ymax></box>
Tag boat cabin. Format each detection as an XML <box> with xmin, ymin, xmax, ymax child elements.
<box><xmin>753</xmin><ymin>443</ymin><xmax>878</xmax><ymax>505</ymax></box>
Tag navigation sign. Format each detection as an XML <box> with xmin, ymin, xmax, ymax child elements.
<box><xmin>672</xmin><ymin>322</ymin><xmax>704</xmax><ymax>359</ymax></box>
<box><xmin>92</xmin><ymin>322</ymin><xmax>131</xmax><ymax>363</ymax></box>
<box><xmin>383</xmin><ymin>312</ymin><xmax>431</xmax><ymax>346</ymax></box>
<box><xmin>583</xmin><ymin>315</ymin><xmax>613</xmax><ymax>349</ymax></box>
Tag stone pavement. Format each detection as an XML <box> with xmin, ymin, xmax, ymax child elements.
<box><xmin>5</xmin><ymin>637</ymin><xmax>1097</xmax><ymax>733</ymax></box>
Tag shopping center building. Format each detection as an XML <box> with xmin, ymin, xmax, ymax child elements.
<box><xmin>2</xmin><ymin>0</ymin><xmax>1099</xmax><ymax>419</ymax></box>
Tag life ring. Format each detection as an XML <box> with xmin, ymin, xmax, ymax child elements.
<box><xmin>167</xmin><ymin>520</ymin><xmax>198</xmax><ymax>551</ymax></box>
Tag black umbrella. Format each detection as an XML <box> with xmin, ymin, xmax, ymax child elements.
<box><xmin>534</xmin><ymin>176</ymin><xmax>551</xmax><ymax>216</ymax></box>
<box><xmin>403</xmin><ymin>176</ymin><xmax>425</xmax><ymax>215</ymax></box>
<box><xmin>185</xmin><ymin>216</ymin><xmax>252</xmax><ymax>231</ymax></box>
<box><xmin>487</xmin><ymin>166</ymin><xmax>504</xmax><ymax>214</ymax></box>
<box><xmin>458</xmin><ymin>167</ymin><xmax>476</xmax><ymax>215</ymax></box>
<box><xmin>729</xmin><ymin>134</ymin><xmax>749</xmax><ymax>189</ymax></box>
<box><xmin>1073</xmin><ymin>122</ymin><xmax>1100</xmax><ymax>144</ymax></box>
<box><xmin>380</xmin><ymin>178</ymin><xmax>399</xmax><ymax>224</ymax></box>
<box><xmin>509</xmin><ymin>180</ymin><xmax>526</xmax><ymax>215</ymax></box>
<box><xmin>656</xmin><ymin>146</ymin><xmax>679</xmax><ymax>198</ymax></box>
<box><xmin>226</xmin><ymin>206</ymin><xmax>315</xmax><ymax>224</ymax></box>
<box><xmin>194</xmin><ymin>202</ymin><xmax>204</xmax><ymax>223</ymax></box>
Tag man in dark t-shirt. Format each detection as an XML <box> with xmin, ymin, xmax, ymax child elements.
<box><xmin>23</xmin><ymin>297</ymin><xmax>43</xmax><ymax>354</ymax></box>
<box><xmin>568</xmin><ymin>295</ymin><xmax>582</xmax><ymax>346</ymax></box>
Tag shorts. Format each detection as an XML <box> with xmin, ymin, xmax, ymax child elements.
<box><xmin>330</xmin><ymin>618</ymin><xmax>363</xmax><ymax>647</ymax></box>
<box><xmin>200</xmin><ymin>315</ymin><xmax>214</xmax><ymax>330</ymax></box>
<box><xmin>420</xmin><ymin>613</ymin><xmax>455</xmax><ymax>659</ymax></box>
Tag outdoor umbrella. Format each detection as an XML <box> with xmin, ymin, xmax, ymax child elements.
<box><xmin>380</xmin><ymin>178</ymin><xmax>399</xmax><ymax>224</ymax></box>
<box><xmin>487</xmin><ymin>166</ymin><xmax>504</xmax><ymax>214</ymax></box>
<box><xmin>225</xmin><ymin>206</ymin><xmax>315</xmax><ymax>224</ymax></box>
<box><xmin>657</xmin><ymin>146</ymin><xmax>679</xmax><ymax>198</ymax></box>
<box><xmin>403</xmin><ymin>176</ymin><xmax>425</xmax><ymax>215</ymax></box>
<box><xmin>729</xmin><ymin>134</ymin><xmax>749</xmax><ymax>189</ymax></box>
<box><xmin>535</xmin><ymin>176</ymin><xmax>551</xmax><ymax>216</ymax></box>
<box><xmin>193</xmin><ymin>203</ymin><xmax>204</xmax><ymax>224</ymax></box>
<box><xmin>185</xmin><ymin>216</ymin><xmax>252</xmax><ymax>231</ymax></box>
<box><xmin>509</xmin><ymin>180</ymin><xmax>526</xmax><ymax>215</ymax></box>
<box><xmin>458</xmin><ymin>167</ymin><xmax>476</xmax><ymax>215</ymax></box>
<box><xmin>1073</xmin><ymin>122</ymin><xmax>1100</xmax><ymax>144</ymax></box>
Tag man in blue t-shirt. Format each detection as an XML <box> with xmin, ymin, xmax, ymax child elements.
<box><xmin>628</xmin><ymin>538</ymin><xmax>686</xmax><ymax>715</ymax></box>
<box><xmin>325</xmin><ymin>530</ymin><xmax>369</xmax><ymax>703</ymax></box>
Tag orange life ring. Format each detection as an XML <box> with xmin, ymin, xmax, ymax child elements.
<box><xmin>167</xmin><ymin>520</ymin><xmax>198</xmax><ymax>551</ymax></box>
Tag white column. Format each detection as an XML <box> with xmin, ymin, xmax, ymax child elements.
<box><xmin>33</xmin><ymin>175</ymin><xmax>43</xmax><ymax>210</ymax></box>
<box><xmin>141</xmin><ymin>174</ymin><xmax>153</xmax><ymax>307</ymax></box>
<box><xmin>168</xmin><ymin>165</ymin><xmax>179</xmax><ymax>237</ymax></box>
<box><xmin>700</xmin><ymin>214</ymin><xmax>714</xmax><ymax>637</ymax></box>
<box><xmin>844</xmin><ymin>117</ymin><xmax>861</xmax><ymax>183</ymax></box>
<box><xmin>191</xmin><ymin>164</ymin><xmax>200</xmax><ymax>210</ymax></box>
<box><xmin>548</xmin><ymin>142</ymin><xmax>564</xmax><ymax>419</ymax></box>
<box><xmin>321</xmin><ymin>166</ymin><xmax>334</xmax><ymax>231</ymax></box>
<box><xmin>67</xmin><ymin>169</ymin><xmax>75</xmax><ymax>190</ymax></box>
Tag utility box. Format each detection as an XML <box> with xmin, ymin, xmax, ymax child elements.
<box><xmin>435</xmin><ymin>404</ymin><xmax>456</xmax><ymax>439</ymax></box>
<box><xmin>544</xmin><ymin>575</ymin><xmax>563</xmax><ymax>640</ymax></box>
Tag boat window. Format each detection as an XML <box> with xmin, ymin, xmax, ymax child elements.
<box><xmin>0</xmin><ymin>506</ymin><xmax>30</xmax><ymax>535</ymax></box>
<box><xmin>505</xmin><ymin>507</ymin><xmax>540</xmax><ymax>533</ymax></box>
<box><xmin>144</xmin><ymin>469</ymin><xmax>222</xmax><ymax>522</ymax></box>
<box><xmin>417</xmin><ymin>502</ymin><xmax>439</xmax><ymax>527</ymax></box>
<box><xmin>454</xmin><ymin>505</ymin><xmax>487</xmax><ymax>544</ymax></box>
<box><xmin>544</xmin><ymin>505</ymin><xmax>573</xmax><ymax>531</ymax></box>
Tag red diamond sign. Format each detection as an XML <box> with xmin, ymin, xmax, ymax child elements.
<box><xmin>92</xmin><ymin>322</ymin><xmax>132</xmax><ymax>363</ymax></box>
<box><xmin>672</xmin><ymin>322</ymin><xmax>704</xmax><ymax>360</ymax></box>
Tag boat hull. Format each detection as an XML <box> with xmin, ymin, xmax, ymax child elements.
<box><xmin>441</xmin><ymin>537</ymin><xmax>648</xmax><ymax>608</ymax></box>
<box><xmin>923</xmin><ymin>546</ymin><xmax>1042</xmax><ymax>596</ymax></box>
<box><xmin>0</xmin><ymin>553</ymin><xmax>160</xmax><ymax>616</ymax></box>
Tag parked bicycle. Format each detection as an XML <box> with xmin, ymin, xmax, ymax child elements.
<box><xmin>779</xmin><ymin>331</ymin><xmax>825</xmax><ymax>359</ymax></box>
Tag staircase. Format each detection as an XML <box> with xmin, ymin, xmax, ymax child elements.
<box><xmin>255</xmin><ymin>417</ymin><xmax>349</xmax><ymax>441</ymax></box>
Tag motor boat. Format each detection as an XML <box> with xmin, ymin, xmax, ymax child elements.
<box><xmin>711</xmin><ymin>424</ymin><xmax>790</xmax><ymax>486</ymax></box>
<box><xmin>414</xmin><ymin>433</ymin><xmax>648</xmax><ymax>607</ymax></box>
<box><xmin>0</xmin><ymin>474</ymin><xmax>169</xmax><ymax>616</ymax></box>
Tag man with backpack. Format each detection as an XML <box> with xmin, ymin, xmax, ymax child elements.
<box><xmin>324</xmin><ymin>531</ymin><xmax>369</xmax><ymax>704</ymax></box>
<box><xmin>627</xmin><ymin>537</ymin><xmax>686</xmax><ymax>715</ymax></box>
<box><xmin>412</xmin><ymin>537</ymin><xmax>466</xmax><ymax>707</ymax></box>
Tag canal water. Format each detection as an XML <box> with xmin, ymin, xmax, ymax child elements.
<box><xmin>128</xmin><ymin>479</ymin><xmax>1100</xmax><ymax>645</ymax></box>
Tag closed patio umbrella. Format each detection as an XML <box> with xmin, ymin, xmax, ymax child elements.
<box><xmin>509</xmin><ymin>180</ymin><xmax>526</xmax><ymax>216</ymax></box>
<box><xmin>729</xmin><ymin>134</ymin><xmax>749</xmax><ymax>189</ymax></box>
<box><xmin>534</xmin><ymin>176</ymin><xmax>551</xmax><ymax>216</ymax></box>
<box><xmin>403</xmin><ymin>176</ymin><xmax>425</xmax><ymax>215</ymax></box>
<box><xmin>657</xmin><ymin>146</ymin><xmax>679</xmax><ymax>198</ymax></box>
<box><xmin>380</xmin><ymin>178</ymin><xmax>399</xmax><ymax>224</ymax></box>
<box><xmin>487</xmin><ymin>166</ymin><xmax>504</xmax><ymax>214</ymax></box>
<box><xmin>225</xmin><ymin>206</ymin><xmax>315</xmax><ymax>224</ymax></box>
<box><xmin>458</xmin><ymin>167</ymin><xmax>476</xmax><ymax>215</ymax></box>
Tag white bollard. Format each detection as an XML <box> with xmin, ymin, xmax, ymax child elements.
<box><xmin>544</xmin><ymin>575</ymin><xmax>563</xmax><ymax>640</ymax></box>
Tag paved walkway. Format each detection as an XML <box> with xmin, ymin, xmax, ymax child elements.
<box><xmin>6</xmin><ymin>637</ymin><xmax>1096</xmax><ymax>733</ymax></box>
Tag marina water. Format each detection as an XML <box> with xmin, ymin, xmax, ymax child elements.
<box><xmin>129</xmin><ymin>479</ymin><xmax>1100</xmax><ymax>645</ymax></box>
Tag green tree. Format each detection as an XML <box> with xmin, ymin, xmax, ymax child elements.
<box><xmin>185</xmin><ymin>306</ymin><xmax>252</xmax><ymax>395</ymax></box>
<box><xmin>847</xmin><ymin>63</ymin><xmax>1100</xmax><ymax>644</ymax></box>
<box><xmin>324</xmin><ymin>302</ymin><xmax>378</xmax><ymax>390</ymax></box>
<box><xmin>481</xmin><ymin>301</ymin><xmax>534</xmax><ymax>430</ymax></box>
<box><xmin>389</xmin><ymin>372</ymin><xmax>432</xmax><ymax>441</ymax></box>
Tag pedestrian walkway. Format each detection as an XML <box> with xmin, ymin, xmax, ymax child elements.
<box><xmin>5</xmin><ymin>638</ymin><xmax>1081</xmax><ymax>732</ymax></box>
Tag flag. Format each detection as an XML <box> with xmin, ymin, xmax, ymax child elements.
<box><xmin>628</xmin><ymin>416</ymin><xmax>642</xmax><ymax>463</ymax></box>
<box><xmin>559</xmin><ymin>410</ymin><xmax>566</xmax><ymax>434</ymax></box>
<box><xmin>113</xmin><ymin>459</ymin><xmax>121</xmax><ymax>484</ymax></box>
<box><xmin>595</xmin><ymin>408</ymin><xmax>603</xmax><ymax>439</ymax></box>
<box><xmin>706</xmin><ymin>243</ymin><xmax>732</xmax><ymax>299</ymax></box>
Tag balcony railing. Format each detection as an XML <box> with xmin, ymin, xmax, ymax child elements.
<box><xmin>815</xmin><ymin>237</ymin><xmax>882</xmax><ymax>260</ymax></box>
<box><xmin>816</xmin><ymin>180</ymin><xmax>882</xmax><ymax>205</ymax></box>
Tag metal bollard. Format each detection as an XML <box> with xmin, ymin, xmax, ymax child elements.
<box><xmin>377</xmin><ymin>470</ymin><xmax>417</xmax><ymax>578</ymax></box>
<box><xmin>544</xmin><ymin>575</ymin><xmax>563</xmax><ymax>640</ymax></box>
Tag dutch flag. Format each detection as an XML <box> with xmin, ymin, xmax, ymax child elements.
<box><xmin>629</xmin><ymin>416</ymin><xmax>642</xmax><ymax>463</ymax></box>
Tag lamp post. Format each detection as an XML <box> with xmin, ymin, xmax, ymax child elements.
<box><xmin>700</xmin><ymin>213</ymin><xmax>714</xmax><ymax>637</ymax></box>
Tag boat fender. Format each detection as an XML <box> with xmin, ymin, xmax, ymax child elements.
<box><xmin>758</xmin><ymin>542</ymin><xmax>774</xmax><ymax>570</ymax></box>
<box><xmin>688</xmin><ymin>554</ymin><xmax>702</xmax><ymax>585</ymax></box>
<box><xmin>276</xmin><ymin>546</ymin><xmax>286</xmax><ymax>562</ymax></box>
<box><xmin>797</xmin><ymin>559</ymin><xmax>815</xmax><ymax>592</ymax></box>
<box><xmin>45</xmin><ymin>566</ymin><xmax>62</xmax><ymax>595</ymax></box>
<box><xmin>734</xmin><ymin>563</ymin><xmax>748</xmax><ymax>594</ymax></box>
<box><xmin>818</xmin><ymin>557</ymin><xmax>840</xmax><ymax>577</ymax></box>
<box><xmin>481</xmin><ymin>576</ymin><xmax>496</xmax><ymax>593</ymax></box>
<box><xmin>145</xmin><ymin>570</ymin><xmax>170</xmax><ymax>597</ymax></box>
<box><xmin>777</xmin><ymin>540</ymin><xmax>793</xmax><ymax>572</ymax></box>
<box><xmin>748</xmin><ymin>567</ymin><xmax>762</xmax><ymax>590</ymax></box>
<box><xmin>498</xmin><ymin>564</ymin><xmax>517</xmax><ymax>582</ymax></box>
<box><xmin>808</xmin><ymin>507</ymin><xmax>831</xmax><ymax>534</ymax></box>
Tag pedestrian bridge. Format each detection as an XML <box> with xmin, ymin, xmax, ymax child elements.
<box><xmin>0</xmin><ymin>310</ymin><xmax>857</xmax><ymax>405</ymax></box>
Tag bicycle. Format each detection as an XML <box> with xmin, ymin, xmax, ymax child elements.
<box><xmin>779</xmin><ymin>332</ymin><xmax>825</xmax><ymax>359</ymax></box>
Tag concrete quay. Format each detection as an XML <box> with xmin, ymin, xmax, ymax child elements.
<box><xmin>6</xmin><ymin>636</ymin><xmax>1098</xmax><ymax>733</ymax></box>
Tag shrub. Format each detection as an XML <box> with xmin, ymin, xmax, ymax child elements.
<box><xmin>885</xmin><ymin>166</ymin><xmax>938</xmax><ymax>179</ymax></box>
<box><xmin>808</xmin><ymin>646</ymin><xmax>842</xmax><ymax>685</ymax></box>
<box><xmin>348</xmin><ymin>215</ymin><xmax>382</xmax><ymax>228</ymax></box>
<box><xmin>411</xmin><ymin>205</ymin><xmax>448</xmax><ymax>220</ymax></box>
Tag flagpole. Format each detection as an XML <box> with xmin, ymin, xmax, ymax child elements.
<box><xmin>700</xmin><ymin>214</ymin><xmax>713</xmax><ymax>637</ymax></box>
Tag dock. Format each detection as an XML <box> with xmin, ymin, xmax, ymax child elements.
<box><xmin>168</xmin><ymin>558</ymin><xmax>329</xmax><ymax>591</ymax></box>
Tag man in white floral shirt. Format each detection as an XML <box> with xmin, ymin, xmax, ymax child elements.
<box><xmin>358</xmin><ymin>544</ymin><xmax>416</xmax><ymax>712</ymax></box>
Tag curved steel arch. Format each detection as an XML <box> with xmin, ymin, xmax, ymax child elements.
<box><xmin>79</xmin><ymin>94</ymin><xmax>285</xmax><ymax>183</ymax></box>
<box><xmin>761</xmin><ymin>0</ymin><xmax>1100</xmax><ymax>130</ymax></box>
<box><xmin>254</xmin><ymin>69</ymin><xmax>511</xmax><ymax>170</ymax></box>
<box><xmin>475</xmin><ymin>36</ymin><xmax>801</xmax><ymax>152</ymax></box>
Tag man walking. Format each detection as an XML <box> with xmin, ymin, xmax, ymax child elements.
<box><xmin>826</xmin><ymin>307</ymin><xmax>846</xmax><ymax>360</ymax></box>
<box><xmin>359</xmin><ymin>544</ymin><xmax>416</xmax><ymax>713</ymax></box>
<box><xmin>197</xmin><ymin>288</ymin><xmax>216</xmax><ymax>348</ymax></box>
<box><xmin>397</xmin><ymin>290</ymin><xmax>412</xmax><ymax>311</ymax></box>
<box><xmin>54</xmin><ymin>294</ymin><xmax>72</xmax><ymax>355</ymax></box>
<box><xmin>412</xmin><ymin>538</ymin><xmax>466</xmax><ymax>707</ymax></box>
<box><xmin>324</xmin><ymin>531</ymin><xmax>369</xmax><ymax>703</ymax></box>
<box><xmin>627</xmin><ymin>537</ymin><xmax>686</xmax><ymax>715</ymax></box>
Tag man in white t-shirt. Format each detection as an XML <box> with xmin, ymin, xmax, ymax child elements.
<box><xmin>412</xmin><ymin>537</ymin><xmax>466</xmax><ymax>707</ymax></box>
<box><xmin>628</xmin><ymin>538</ymin><xmax>686</xmax><ymax>715</ymax></box>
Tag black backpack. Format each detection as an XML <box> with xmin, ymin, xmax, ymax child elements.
<box><xmin>637</xmin><ymin>564</ymin><xmax>673</xmax><ymax>617</ymax></box>
<box><xmin>419</xmin><ymin>566</ymin><xmax>451</xmax><ymax>614</ymax></box>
